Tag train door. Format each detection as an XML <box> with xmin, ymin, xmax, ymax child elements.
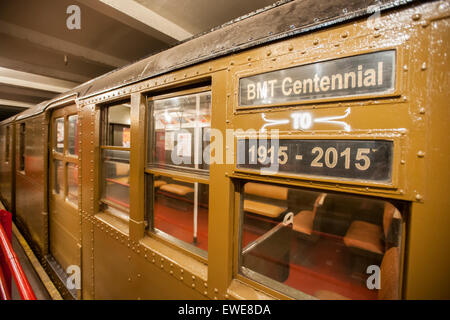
<box><xmin>48</xmin><ymin>105</ymin><xmax>80</xmax><ymax>279</ymax></box>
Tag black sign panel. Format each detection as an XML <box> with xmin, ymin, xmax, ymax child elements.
<box><xmin>239</xmin><ymin>50</ymin><xmax>396</xmax><ymax>107</ymax></box>
<box><xmin>236</xmin><ymin>139</ymin><xmax>393</xmax><ymax>183</ymax></box>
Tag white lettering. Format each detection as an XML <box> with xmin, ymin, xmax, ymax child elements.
<box><xmin>66</xmin><ymin>265</ymin><xmax>81</xmax><ymax>290</ymax></box>
<box><xmin>282</xmin><ymin>77</ymin><xmax>292</xmax><ymax>95</ymax></box>
<box><xmin>364</xmin><ymin>68</ymin><xmax>377</xmax><ymax>86</ymax></box>
<box><xmin>256</xmin><ymin>81</ymin><xmax>268</xmax><ymax>99</ymax></box>
<box><xmin>378</xmin><ymin>61</ymin><xmax>383</xmax><ymax>85</ymax></box>
<box><xmin>320</xmin><ymin>76</ymin><xmax>330</xmax><ymax>91</ymax></box>
<box><xmin>268</xmin><ymin>79</ymin><xmax>278</xmax><ymax>97</ymax></box>
<box><xmin>366</xmin><ymin>265</ymin><xmax>381</xmax><ymax>289</ymax></box>
<box><xmin>66</xmin><ymin>5</ymin><xmax>81</xmax><ymax>30</ymax></box>
<box><xmin>293</xmin><ymin>80</ymin><xmax>302</xmax><ymax>94</ymax></box>
<box><xmin>291</xmin><ymin>112</ymin><xmax>312</xmax><ymax>130</ymax></box>
<box><xmin>247</xmin><ymin>83</ymin><xmax>256</xmax><ymax>100</ymax></box>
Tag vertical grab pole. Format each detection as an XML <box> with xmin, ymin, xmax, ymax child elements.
<box><xmin>193</xmin><ymin>94</ymin><xmax>201</xmax><ymax>244</ymax></box>
<box><xmin>193</xmin><ymin>182</ymin><xmax>198</xmax><ymax>244</ymax></box>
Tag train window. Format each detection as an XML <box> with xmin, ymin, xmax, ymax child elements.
<box><xmin>239</xmin><ymin>181</ymin><xmax>403</xmax><ymax>300</ymax></box>
<box><xmin>67</xmin><ymin>163</ymin><xmax>78</xmax><ymax>205</ymax></box>
<box><xmin>149</xmin><ymin>91</ymin><xmax>211</xmax><ymax>171</ymax></box>
<box><xmin>150</xmin><ymin>175</ymin><xmax>209</xmax><ymax>252</ymax></box>
<box><xmin>100</xmin><ymin>101</ymin><xmax>131</xmax><ymax>221</ymax></box>
<box><xmin>54</xmin><ymin>117</ymin><xmax>64</xmax><ymax>153</ymax></box>
<box><xmin>5</xmin><ymin>126</ymin><xmax>10</xmax><ymax>163</ymax></box>
<box><xmin>53</xmin><ymin>160</ymin><xmax>63</xmax><ymax>195</ymax></box>
<box><xmin>147</xmin><ymin>89</ymin><xmax>211</xmax><ymax>256</ymax></box>
<box><xmin>19</xmin><ymin>123</ymin><xmax>25</xmax><ymax>172</ymax></box>
<box><xmin>103</xmin><ymin>103</ymin><xmax>131</xmax><ymax>147</ymax></box>
<box><xmin>68</xmin><ymin>115</ymin><xmax>78</xmax><ymax>156</ymax></box>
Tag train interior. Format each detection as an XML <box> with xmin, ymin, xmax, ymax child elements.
<box><xmin>98</xmin><ymin>92</ymin><xmax>212</xmax><ymax>253</ymax></box>
<box><xmin>240</xmin><ymin>182</ymin><xmax>403</xmax><ymax>300</ymax></box>
<box><xmin>148</xmin><ymin>91</ymin><xmax>211</xmax><ymax>253</ymax></box>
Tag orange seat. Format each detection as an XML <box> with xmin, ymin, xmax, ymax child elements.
<box><xmin>115</xmin><ymin>162</ymin><xmax>129</xmax><ymax>176</ymax></box>
<box><xmin>108</xmin><ymin>176</ymin><xmax>130</xmax><ymax>186</ymax></box>
<box><xmin>343</xmin><ymin>202</ymin><xmax>400</xmax><ymax>255</ymax></box>
<box><xmin>292</xmin><ymin>193</ymin><xmax>326</xmax><ymax>236</ymax></box>
<box><xmin>244</xmin><ymin>182</ymin><xmax>288</xmax><ymax>201</ymax></box>
<box><xmin>154</xmin><ymin>180</ymin><xmax>167</xmax><ymax>188</ymax></box>
<box><xmin>378</xmin><ymin>247</ymin><xmax>400</xmax><ymax>300</ymax></box>
<box><xmin>343</xmin><ymin>221</ymin><xmax>384</xmax><ymax>254</ymax></box>
<box><xmin>243</xmin><ymin>182</ymin><xmax>288</xmax><ymax>218</ymax></box>
<box><xmin>243</xmin><ymin>199</ymin><xmax>287</xmax><ymax>218</ymax></box>
<box><xmin>160</xmin><ymin>183</ymin><xmax>194</xmax><ymax>196</ymax></box>
<box><xmin>314</xmin><ymin>247</ymin><xmax>400</xmax><ymax>300</ymax></box>
<box><xmin>292</xmin><ymin>210</ymin><xmax>315</xmax><ymax>235</ymax></box>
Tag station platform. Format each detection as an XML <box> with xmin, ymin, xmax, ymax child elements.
<box><xmin>11</xmin><ymin>231</ymin><xmax>51</xmax><ymax>300</ymax></box>
<box><xmin>1</xmin><ymin>201</ymin><xmax>62</xmax><ymax>300</ymax></box>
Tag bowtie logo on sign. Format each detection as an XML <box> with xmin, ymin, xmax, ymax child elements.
<box><xmin>260</xmin><ymin>108</ymin><xmax>351</xmax><ymax>132</ymax></box>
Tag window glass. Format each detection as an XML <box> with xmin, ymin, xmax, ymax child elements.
<box><xmin>240</xmin><ymin>181</ymin><xmax>403</xmax><ymax>300</ymax></box>
<box><xmin>54</xmin><ymin>160</ymin><xmax>63</xmax><ymax>195</ymax></box>
<box><xmin>151</xmin><ymin>175</ymin><xmax>209</xmax><ymax>252</ymax></box>
<box><xmin>54</xmin><ymin>117</ymin><xmax>64</xmax><ymax>153</ymax></box>
<box><xmin>67</xmin><ymin>163</ymin><xmax>78</xmax><ymax>205</ymax></box>
<box><xmin>150</xmin><ymin>92</ymin><xmax>211</xmax><ymax>171</ymax></box>
<box><xmin>68</xmin><ymin>115</ymin><xmax>78</xmax><ymax>156</ymax></box>
<box><xmin>100</xmin><ymin>101</ymin><xmax>131</xmax><ymax>221</ymax></box>
<box><xmin>147</xmin><ymin>90</ymin><xmax>211</xmax><ymax>256</ymax></box>
<box><xmin>100</xmin><ymin>149</ymin><xmax>130</xmax><ymax>219</ymax></box>
<box><xmin>105</xmin><ymin>103</ymin><xmax>131</xmax><ymax>147</ymax></box>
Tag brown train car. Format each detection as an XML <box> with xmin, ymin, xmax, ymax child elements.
<box><xmin>0</xmin><ymin>0</ymin><xmax>449</xmax><ymax>300</ymax></box>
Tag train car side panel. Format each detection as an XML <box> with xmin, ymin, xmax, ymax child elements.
<box><xmin>14</xmin><ymin>115</ymin><xmax>49</xmax><ymax>257</ymax></box>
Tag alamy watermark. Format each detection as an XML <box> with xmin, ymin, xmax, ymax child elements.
<box><xmin>66</xmin><ymin>265</ymin><xmax>81</xmax><ymax>290</ymax></box>
<box><xmin>367</xmin><ymin>265</ymin><xmax>381</xmax><ymax>290</ymax></box>
<box><xmin>366</xmin><ymin>1</ymin><xmax>382</xmax><ymax>29</ymax></box>
<box><xmin>66</xmin><ymin>5</ymin><xmax>81</xmax><ymax>30</ymax></box>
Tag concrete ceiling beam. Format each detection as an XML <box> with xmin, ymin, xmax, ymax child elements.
<box><xmin>0</xmin><ymin>67</ymin><xmax>79</xmax><ymax>93</ymax></box>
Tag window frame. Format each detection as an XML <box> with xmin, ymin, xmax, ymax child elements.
<box><xmin>99</xmin><ymin>100</ymin><xmax>132</xmax><ymax>220</ymax></box>
<box><xmin>235</xmin><ymin>179</ymin><xmax>407</xmax><ymax>300</ymax></box>
<box><xmin>50</xmin><ymin>107</ymin><xmax>79</xmax><ymax>207</ymax></box>
<box><xmin>145</xmin><ymin>86</ymin><xmax>212</xmax><ymax>260</ymax></box>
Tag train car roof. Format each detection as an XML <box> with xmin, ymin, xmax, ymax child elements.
<box><xmin>3</xmin><ymin>0</ymin><xmax>418</xmax><ymax>123</ymax></box>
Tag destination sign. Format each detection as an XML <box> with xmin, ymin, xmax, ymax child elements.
<box><xmin>236</xmin><ymin>139</ymin><xmax>393</xmax><ymax>183</ymax></box>
<box><xmin>239</xmin><ymin>50</ymin><xmax>396</xmax><ymax>107</ymax></box>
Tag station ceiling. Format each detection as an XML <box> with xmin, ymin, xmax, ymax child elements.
<box><xmin>0</xmin><ymin>0</ymin><xmax>277</xmax><ymax>121</ymax></box>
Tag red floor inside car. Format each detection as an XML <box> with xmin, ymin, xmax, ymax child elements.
<box><xmin>154</xmin><ymin>201</ymin><xmax>377</xmax><ymax>300</ymax></box>
<box><xmin>242</xmin><ymin>219</ymin><xmax>377</xmax><ymax>300</ymax></box>
<box><xmin>154</xmin><ymin>201</ymin><xmax>209</xmax><ymax>251</ymax></box>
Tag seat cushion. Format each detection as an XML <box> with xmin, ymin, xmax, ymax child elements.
<box><xmin>115</xmin><ymin>162</ymin><xmax>129</xmax><ymax>176</ymax></box>
<box><xmin>293</xmin><ymin>210</ymin><xmax>315</xmax><ymax>235</ymax></box>
<box><xmin>314</xmin><ymin>290</ymin><xmax>350</xmax><ymax>300</ymax></box>
<box><xmin>244</xmin><ymin>200</ymin><xmax>287</xmax><ymax>218</ymax></box>
<box><xmin>379</xmin><ymin>247</ymin><xmax>400</xmax><ymax>300</ymax></box>
<box><xmin>160</xmin><ymin>184</ymin><xmax>194</xmax><ymax>196</ymax></box>
<box><xmin>107</xmin><ymin>177</ymin><xmax>129</xmax><ymax>186</ymax></box>
<box><xmin>154</xmin><ymin>180</ymin><xmax>167</xmax><ymax>188</ymax></box>
<box><xmin>344</xmin><ymin>220</ymin><xmax>384</xmax><ymax>254</ymax></box>
<box><xmin>244</xmin><ymin>182</ymin><xmax>288</xmax><ymax>200</ymax></box>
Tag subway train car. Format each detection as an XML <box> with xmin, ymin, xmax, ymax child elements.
<box><xmin>0</xmin><ymin>0</ymin><xmax>449</xmax><ymax>300</ymax></box>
